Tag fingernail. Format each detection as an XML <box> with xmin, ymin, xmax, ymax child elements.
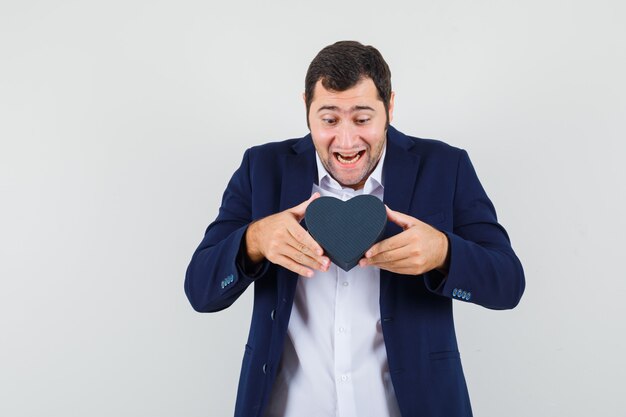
<box><xmin>366</xmin><ymin>251</ymin><xmax>372</xmax><ymax>258</ymax></box>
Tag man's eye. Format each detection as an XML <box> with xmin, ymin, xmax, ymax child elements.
<box><xmin>322</xmin><ymin>118</ymin><xmax>337</xmax><ymax>125</ymax></box>
<box><xmin>356</xmin><ymin>118</ymin><xmax>370</xmax><ymax>124</ymax></box>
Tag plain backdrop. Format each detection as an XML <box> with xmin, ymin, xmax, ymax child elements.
<box><xmin>1</xmin><ymin>1</ymin><xmax>625</xmax><ymax>416</ymax></box>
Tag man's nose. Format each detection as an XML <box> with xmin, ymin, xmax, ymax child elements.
<box><xmin>335</xmin><ymin>124</ymin><xmax>358</xmax><ymax>148</ymax></box>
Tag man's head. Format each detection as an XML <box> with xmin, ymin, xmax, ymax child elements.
<box><xmin>304</xmin><ymin>41</ymin><xmax>394</xmax><ymax>190</ymax></box>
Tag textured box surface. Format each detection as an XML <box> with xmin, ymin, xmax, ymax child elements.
<box><xmin>305</xmin><ymin>195</ymin><xmax>387</xmax><ymax>271</ymax></box>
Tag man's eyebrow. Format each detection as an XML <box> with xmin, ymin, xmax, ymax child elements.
<box><xmin>353</xmin><ymin>105</ymin><xmax>375</xmax><ymax>111</ymax></box>
<box><xmin>316</xmin><ymin>105</ymin><xmax>376</xmax><ymax>113</ymax></box>
<box><xmin>317</xmin><ymin>105</ymin><xmax>339</xmax><ymax>112</ymax></box>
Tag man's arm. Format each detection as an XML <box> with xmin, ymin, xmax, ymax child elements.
<box><xmin>426</xmin><ymin>149</ymin><xmax>525</xmax><ymax>309</ymax></box>
<box><xmin>184</xmin><ymin>149</ymin><xmax>261</xmax><ymax>312</ymax></box>
<box><xmin>184</xmin><ymin>149</ymin><xmax>329</xmax><ymax>313</ymax></box>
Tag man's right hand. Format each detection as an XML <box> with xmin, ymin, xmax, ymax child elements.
<box><xmin>244</xmin><ymin>193</ymin><xmax>330</xmax><ymax>277</ymax></box>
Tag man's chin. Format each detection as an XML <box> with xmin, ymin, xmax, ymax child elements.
<box><xmin>331</xmin><ymin>173</ymin><xmax>367</xmax><ymax>189</ymax></box>
<box><xmin>325</xmin><ymin>161</ymin><xmax>370</xmax><ymax>189</ymax></box>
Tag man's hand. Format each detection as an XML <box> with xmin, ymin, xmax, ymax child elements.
<box><xmin>245</xmin><ymin>193</ymin><xmax>330</xmax><ymax>277</ymax></box>
<box><xmin>359</xmin><ymin>206</ymin><xmax>449</xmax><ymax>275</ymax></box>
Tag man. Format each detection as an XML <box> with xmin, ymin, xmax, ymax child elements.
<box><xmin>185</xmin><ymin>41</ymin><xmax>525</xmax><ymax>417</ymax></box>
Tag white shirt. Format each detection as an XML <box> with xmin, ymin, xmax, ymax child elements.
<box><xmin>264</xmin><ymin>144</ymin><xmax>401</xmax><ymax>417</ymax></box>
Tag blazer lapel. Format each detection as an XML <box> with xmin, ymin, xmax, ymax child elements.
<box><xmin>280</xmin><ymin>135</ymin><xmax>317</xmax><ymax>211</ymax></box>
<box><xmin>278</xmin><ymin>134</ymin><xmax>317</xmax><ymax>304</ymax></box>
<box><xmin>380</xmin><ymin>126</ymin><xmax>421</xmax><ymax>304</ymax></box>
<box><xmin>382</xmin><ymin>126</ymin><xmax>421</xmax><ymax>236</ymax></box>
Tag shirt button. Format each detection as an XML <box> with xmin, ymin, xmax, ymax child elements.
<box><xmin>340</xmin><ymin>374</ymin><xmax>349</xmax><ymax>382</ymax></box>
<box><xmin>339</xmin><ymin>327</ymin><xmax>346</xmax><ymax>333</ymax></box>
<box><xmin>342</xmin><ymin>282</ymin><xmax>349</xmax><ymax>287</ymax></box>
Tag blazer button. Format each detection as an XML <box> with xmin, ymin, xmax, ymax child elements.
<box><xmin>262</xmin><ymin>363</ymin><xmax>267</xmax><ymax>374</ymax></box>
<box><xmin>452</xmin><ymin>288</ymin><xmax>458</xmax><ymax>297</ymax></box>
<box><xmin>270</xmin><ymin>309</ymin><xmax>276</xmax><ymax>320</ymax></box>
<box><xmin>462</xmin><ymin>291</ymin><xmax>467</xmax><ymax>299</ymax></box>
<box><xmin>466</xmin><ymin>292</ymin><xmax>472</xmax><ymax>301</ymax></box>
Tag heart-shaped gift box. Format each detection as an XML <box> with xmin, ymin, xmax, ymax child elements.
<box><xmin>305</xmin><ymin>195</ymin><xmax>387</xmax><ymax>271</ymax></box>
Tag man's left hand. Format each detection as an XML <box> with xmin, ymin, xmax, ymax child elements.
<box><xmin>359</xmin><ymin>206</ymin><xmax>449</xmax><ymax>275</ymax></box>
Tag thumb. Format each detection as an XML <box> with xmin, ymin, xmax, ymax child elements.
<box><xmin>290</xmin><ymin>192</ymin><xmax>321</xmax><ymax>220</ymax></box>
<box><xmin>385</xmin><ymin>205</ymin><xmax>417</xmax><ymax>229</ymax></box>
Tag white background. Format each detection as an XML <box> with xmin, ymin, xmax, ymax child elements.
<box><xmin>1</xmin><ymin>1</ymin><xmax>625</xmax><ymax>416</ymax></box>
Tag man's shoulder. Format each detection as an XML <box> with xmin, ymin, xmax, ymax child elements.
<box><xmin>247</xmin><ymin>134</ymin><xmax>312</xmax><ymax>157</ymax></box>
<box><xmin>388</xmin><ymin>126</ymin><xmax>464</xmax><ymax>159</ymax></box>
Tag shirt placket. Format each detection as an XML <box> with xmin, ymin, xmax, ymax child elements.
<box><xmin>334</xmin><ymin>258</ymin><xmax>357</xmax><ymax>416</ymax></box>
<box><xmin>333</xmin><ymin>190</ymin><xmax>357</xmax><ymax>417</ymax></box>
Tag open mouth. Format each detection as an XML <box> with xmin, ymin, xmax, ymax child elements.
<box><xmin>334</xmin><ymin>150</ymin><xmax>365</xmax><ymax>165</ymax></box>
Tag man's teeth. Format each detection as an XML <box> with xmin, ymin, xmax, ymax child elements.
<box><xmin>336</xmin><ymin>152</ymin><xmax>361</xmax><ymax>164</ymax></box>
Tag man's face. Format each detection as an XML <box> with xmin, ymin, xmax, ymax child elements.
<box><xmin>307</xmin><ymin>78</ymin><xmax>394</xmax><ymax>190</ymax></box>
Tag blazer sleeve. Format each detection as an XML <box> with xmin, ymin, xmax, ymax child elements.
<box><xmin>184</xmin><ymin>149</ymin><xmax>270</xmax><ymax>313</ymax></box>
<box><xmin>424</xmin><ymin>149</ymin><xmax>525</xmax><ymax>310</ymax></box>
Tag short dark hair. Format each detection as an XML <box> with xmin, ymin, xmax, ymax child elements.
<box><xmin>304</xmin><ymin>41</ymin><xmax>392</xmax><ymax>127</ymax></box>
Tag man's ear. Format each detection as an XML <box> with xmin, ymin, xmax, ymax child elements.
<box><xmin>303</xmin><ymin>92</ymin><xmax>312</xmax><ymax>130</ymax></box>
<box><xmin>388</xmin><ymin>91</ymin><xmax>395</xmax><ymax>123</ymax></box>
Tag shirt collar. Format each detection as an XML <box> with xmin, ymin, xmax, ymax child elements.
<box><xmin>315</xmin><ymin>141</ymin><xmax>386</xmax><ymax>195</ymax></box>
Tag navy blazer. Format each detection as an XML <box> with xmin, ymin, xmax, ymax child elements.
<box><xmin>185</xmin><ymin>126</ymin><xmax>525</xmax><ymax>417</ymax></box>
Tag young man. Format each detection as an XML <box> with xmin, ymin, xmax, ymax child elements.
<box><xmin>185</xmin><ymin>41</ymin><xmax>525</xmax><ymax>417</ymax></box>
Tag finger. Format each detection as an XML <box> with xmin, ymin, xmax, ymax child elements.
<box><xmin>283</xmin><ymin>243</ymin><xmax>329</xmax><ymax>272</ymax></box>
<box><xmin>364</xmin><ymin>244</ymin><xmax>413</xmax><ymax>266</ymax></box>
<box><xmin>287</xmin><ymin>222</ymin><xmax>325</xmax><ymax>258</ymax></box>
<box><xmin>385</xmin><ymin>205</ymin><xmax>418</xmax><ymax>230</ymax></box>
<box><xmin>359</xmin><ymin>256</ymin><xmax>422</xmax><ymax>276</ymax></box>
<box><xmin>289</xmin><ymin>192</ymin><xmax>321</xmax><ymax>220</ymax></box>
<box><xmin>365</xmin><ymin>233</ymin><xmax>407</xmax><ymax>259</ymax></box>
<box><xmin>362</xmin><ymin>244</ymin><xmax>432</xmax><ymax>275</ymax></box>
<box><xmin>273</xmin><ymin>254</ymin><xmax>316</xmax><ymax>278</ymax></box>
